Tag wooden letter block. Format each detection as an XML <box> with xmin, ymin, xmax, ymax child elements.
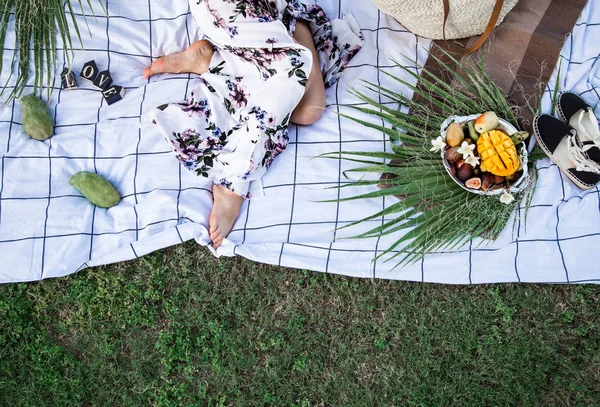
<box><xmin>93</xmin><ymin>69</ymin><xmax>113</xmax><ymax>90</ymax></box>
<box><xmin>60</xmin><ymin>67</ymin><xmax>78</xmax><ymax>89</ymax></box>
<box><xmin>102</xmin><ymin>85</ymin><xmax>125</xmax><ymax>105</ymax></box>
<box><xmin>80</xmin><ymin>60</ymin><xmax>99</xmax><ymax>82</ymax></box>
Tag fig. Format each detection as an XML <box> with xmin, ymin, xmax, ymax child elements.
<box><xmin>474</xmin><ymin>111</ymin><xmax>499</xmax><ymax>134</ymax></box>
<box><xmin>449</xmin><ymin>164</ymin><xmax>457</xmax><ymax>176</ymax></box>
<box><xmin>493</xmin><ymin>174</ymin><xmax>505</xmax><ymax>184</ymax></box>
<box><xmin>445</xmin><ymin>122</ymin><xmax>464</xmax><ymax>147</ymax></box>
<box><xmin>445</xmin><ymin>146</ymin><xmax>462</xmax><ymax>164</ymax></box>
<box><xmin>506</xmin><ymin>169</ymin><xmax>523</xmax><ymax>183</ymax></box>
<box><xmin>481</xmin><ymin>172</ymin><xmax>494</xmax><ymax>191</ymax></box>
<box><xmin>465</xmin><ymin>177</ymin><xmax>482</xmax><ymax>189</ymax></box>
<box><xmin>467</xmin><ymin>120</ymin><xmax>479</xmax><ymax>141</ymax></box>
<box><xmin>457</xmin><ymin>163</ymin><xmax>474</xmax><ymax>181</ymax></box>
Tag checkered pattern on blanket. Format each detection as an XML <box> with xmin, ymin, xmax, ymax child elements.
<box><xmin>0</xmin><ymin>0</ymin><xmax>598</xmax><ymax>283</ymax></box>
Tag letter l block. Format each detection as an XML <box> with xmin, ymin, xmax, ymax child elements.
<box><xmin>60</xmin><ymin>67</ymin><xmax>78</xmax><ymax>89</ymax></box>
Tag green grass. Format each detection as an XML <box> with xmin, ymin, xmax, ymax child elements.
<box><xmin>1</xmin><ymin>242</ymin><xmax>599</xmax><ymax>406</ymax></box>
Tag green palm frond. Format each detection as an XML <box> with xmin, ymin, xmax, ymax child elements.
<box><xmin>325</xmin><ymin>46</ymin><xmax>537</xmax><ymax>267</ymax></box>
<box><xmin>0</xmin><ymin>0</ymin><xmax>104</xmax><ymax>102</ymax></box>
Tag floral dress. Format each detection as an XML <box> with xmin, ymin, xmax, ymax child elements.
<box><xmin>149</xmin><ymin>0</ymin><xmax>363</xmax><ymax>198</ymax></box>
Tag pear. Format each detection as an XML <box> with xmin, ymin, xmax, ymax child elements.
<box><xmin>474</xmin><ymin>111</ymin><xmax>499</xmax><ymax>134</ymax></box>
<box><xmin>445</xmin><ymin>122</ymin><xmax>465</xmax><ymax>147</ymax></box>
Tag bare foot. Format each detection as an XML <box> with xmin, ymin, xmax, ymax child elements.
<box><xmin>143</xmin><ymin>39</ymin><xmax>215</xmax><ymax>79</ymax></box>
<box><xmin>209</xmin><ymin>184</ymin><xmax>244</xmax><ymax>249</ymax></box>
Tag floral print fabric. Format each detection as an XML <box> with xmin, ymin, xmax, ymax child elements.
<box><xmin>149</xmin><ymin>0</ymin><xmax>363</xmax><ymax>198</ymax></box>
<box><xmin>280</xmin><ymin>0</ymin><xmax>364</xmax><ymax>87</ymax></box>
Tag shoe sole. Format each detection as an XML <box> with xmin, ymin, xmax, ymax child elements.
<box><xmin>557</xmin><ymin>92</ymin><xmax>571</xmax><ymax>123</ymax></box>
<box><xmin>533</xmin><ymin>115</ymin><xmax>595</xmax><ymax>190</ymax></box>
<box><xmin>557</xmin><ymin>101</ymin><xmax>568</xmax><ymax>123</ymax></box>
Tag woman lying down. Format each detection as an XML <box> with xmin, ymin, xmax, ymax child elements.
<box><xmin>144</xmin><ymin>0</ymin><xmax>363</xmax><ymax>248</ymax></box>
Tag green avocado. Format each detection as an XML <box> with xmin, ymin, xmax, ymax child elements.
<box><xmin>69</xmin><ymin>171</ymin><xmax>121</xmax><ymax>208</ymax></box>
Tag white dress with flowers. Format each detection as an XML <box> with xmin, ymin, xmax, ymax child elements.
<box><xmin>149</xmin><ymin>0</ymin><xmax>363</xmax><ymax>198</ymax></box>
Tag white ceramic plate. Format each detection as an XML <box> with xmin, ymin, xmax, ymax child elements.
<box><xmin>440</xmin><ymin>114</ymin><xmax>529</xmax><ymax>196</ymax></box>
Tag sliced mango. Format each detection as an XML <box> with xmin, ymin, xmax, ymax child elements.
<box><xmin>477</xmin><ymin>130</ymin><xmax>519</xmax><ymax>177</ymax></box>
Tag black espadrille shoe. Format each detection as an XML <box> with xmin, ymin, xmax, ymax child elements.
<box><xmin>557</xmin><ymin>92</ymin><xmax>592</xmax><ymax>124</ymax></box>
<box><xmin>533</xmin><ymin>113</ymin><xmax>600</xmax><ymax>190</ymax></box>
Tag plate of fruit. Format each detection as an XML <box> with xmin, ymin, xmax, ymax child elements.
<box><xmin>438</xmin><ymin>112</ymin><xmax>529</xmax><ymax>195</ymax></box>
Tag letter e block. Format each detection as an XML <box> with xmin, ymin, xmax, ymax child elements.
<box><xmin>93</xmin><ymin>69</ymin><xmax>113</xmax><ymax>90</ymax></box>
<box><xmin>60</xmin><ymin>67</ymin><xmax>78</xmax><ymax>89</ymax></box>
<box><xmin>80</xmin><ymin>60</ymin><xmax>99</xmax><ymax>82</ymax></box>
<box><xmin>102</xmin><ymin>85</ymin><xmax>125</xmax><ymax>105</ymax></box>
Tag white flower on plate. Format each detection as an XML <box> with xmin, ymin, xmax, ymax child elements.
<box><xmin>430</xmin><ymin>136</ymin><xmax>446</xmax><ymax>153</ymax></box>
<box><xmin>464</xmin><ymin>155</ymin><xmax>480</xmax><ymax>167</ymax></box>
<box><xmin>499</xmin><ymin>191</ymin><xmax>514</xmax><ymax>204</ymax></box>
<box><xmin>457</xmin><ymin>141</ymin><xmax>475</xmax><ymax>159</ymax></box>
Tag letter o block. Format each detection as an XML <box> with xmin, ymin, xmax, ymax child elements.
<box><xmin>80</xmin><ymin>60</ymin><xmax>99</xmax><ymax>82</ymax></box>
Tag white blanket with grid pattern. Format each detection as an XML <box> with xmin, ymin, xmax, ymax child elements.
<box><xmin>1</xmin><ymin>0</ymin><xmax>599</xmax><ymax>283</ymax></box>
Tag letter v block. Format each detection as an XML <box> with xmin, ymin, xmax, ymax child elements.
<box><xmin>60</xmin><ymin>67</ymin><xmax>78</xmax><ymax>89</ymax></box>
<box><xmin>80</xmin><ymin>60</ymin><xmax>99</xmax><ymax>83</ymax></box>
<box><xmin>102</xmin><ymin>85</ymin><xmax>126</xmax><ymax>105</ymax></box>
<box><xmin>93</xmin><ymin>69</ymin><xmax>113</xmax><ymax>90</ymax></box>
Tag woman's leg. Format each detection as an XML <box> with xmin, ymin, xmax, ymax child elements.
<box><xmin>143</xmin><ymin>40</ymin><xmax>214</xmax><ymax>79</ymax></box>
<box><xmin>291</xmin><ymin>21</ymin><xmax>326</xmax><ymax>126</ymax></box>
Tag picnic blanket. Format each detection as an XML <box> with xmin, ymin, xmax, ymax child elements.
<box><xmin>1</xmin><ymin>0</ymin><xmax>599</xmax><ymax>284</ymax></box>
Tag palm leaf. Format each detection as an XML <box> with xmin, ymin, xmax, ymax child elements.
<box><xmin>327</xmin><ymin>44</ymin><xmax>538</xmax><ymax>268</ymax></box>
<box><xmin>0</xmin><ymin>0</ymin><xmax>104</xmax><ymax>102</ymax></box>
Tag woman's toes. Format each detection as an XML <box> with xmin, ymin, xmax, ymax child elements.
<box><xmin>212</xmin><ymin>234</ymin><xmax>223</xmax><ymax>249</ymax></box>
<box><xmin>142</xmin><ymin>40</ymin><xmax>214</xmax><ymax>79</ymax></box>
<box><xmin>209</xmin><ymin>226</ymin><xmax>219</xmax><ymax>241</ymax></box>
<box><xmin>142</xmin><ymin>59</ymin><xmax>163</xmax><ymax>79</ymax></box>
<box><xmin>209</xmin><ymin>223</ymin><xmax>225</xmax><ymax>248</ymax></box>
